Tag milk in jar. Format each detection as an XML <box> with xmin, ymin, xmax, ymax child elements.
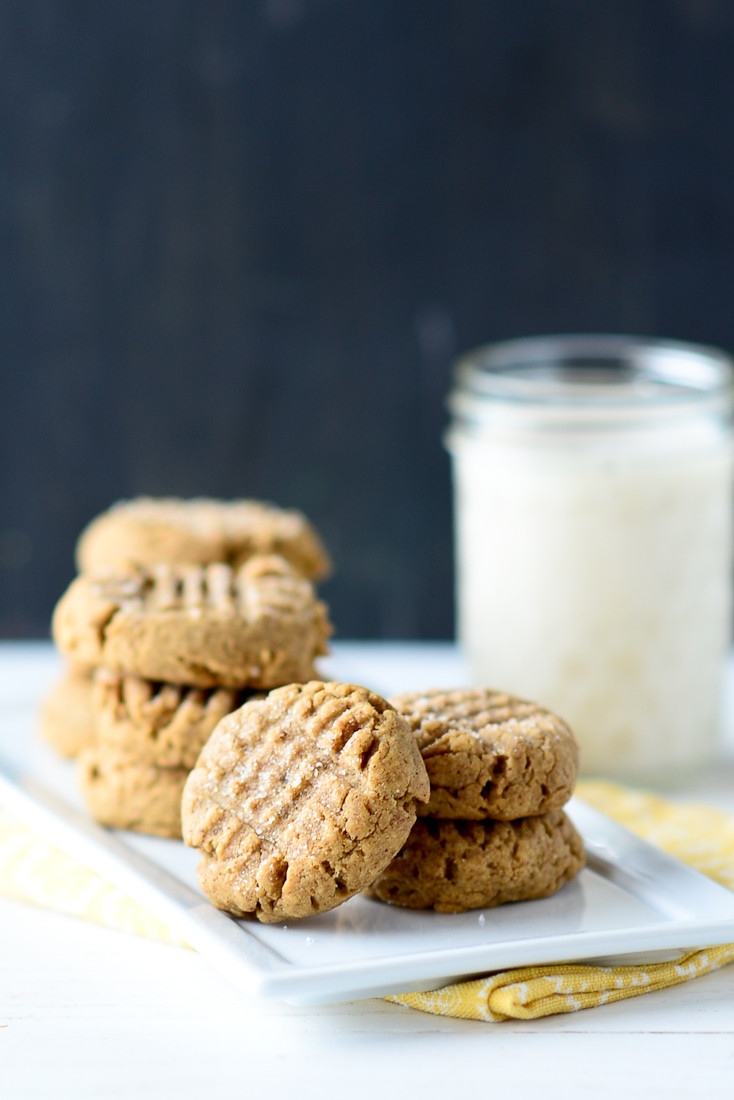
<box><xmin>447</xmin><ymin>336</ymin><xmax>734</xmax><ymax>784</ymax></box>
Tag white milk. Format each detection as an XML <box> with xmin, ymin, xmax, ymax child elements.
<box><xmin>447</xmin><ymin>336</ymin><xmax>734</xmax><ymax>784</ymax></box>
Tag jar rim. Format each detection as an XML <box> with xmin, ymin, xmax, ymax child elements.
<box><xmin>449</xmin><ymin>335</ymin><xmax>734</xmax><ymax>435</ymax></box>
<box><xmin>453</xmin><ymin>334</ymin><xmax>734</xmax><ymax>407</ymax></box>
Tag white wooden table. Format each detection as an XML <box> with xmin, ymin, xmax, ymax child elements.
<box><xmin>1</xmin><ymin>641</ymin><xmax>734</xmax><ymax>1099</ymax></box>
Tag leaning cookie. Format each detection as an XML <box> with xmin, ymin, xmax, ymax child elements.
<box><xmin>52</xmin><ymin>555</ymin><xmax>331</xmax><ymax>689</ymax></box>
<box><xmin>93</xmin><ymin>671</ymin><xmax>252</xmax><ymax>770</ymax></box>
<box><xmin>75</xmin><ymin>496</ymin><xmax>331</xmax><ymax>580</ymax></box>
<box><xmin>181</xmin><ymin>681</ymin><xmax>430</xmax><ymax>923</ymax></box>
<box><xmin>78</xmin><ymin>746</ymin><xmax>189</xmax><ymax>838</ymax></box>
<box><xmin>390</xmin><ymin>688</ymin><xmax>579</xmax><ymax>820</ymax></box>
<box><xmin>364</xmin><ymin>810</ymin><xmax>585</xmax><ymax>913</ymax></box>
<box><xmin>39</xmin><ymin>669</ymin><xmax>97</xmax><ymax>758</ymax></box>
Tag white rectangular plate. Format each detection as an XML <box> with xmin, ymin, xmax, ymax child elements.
<box><xmin>2</xmin><ymin>644</ymin><xmax>734</xmax><ymax>1005</ymax></box>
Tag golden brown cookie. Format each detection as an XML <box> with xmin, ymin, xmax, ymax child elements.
<box><xmin>75</xmin><ymin>497</ymin><xmax>331</xmax><ymax>580</ymax></box>
<box><xmin>181</xmin><ymin>681</ymin><xmax>431</xmax><ymax>923</ymax></box>
<box><xmin>77</xmin><ymin>746</ymin><xmax>188</xmax><ymax>838</ymax></box>
<box><xmin>52</xmin><ymin>555</ymin><xmax>331</xmax><ymax>689</ymax></box>
<box><xmin>93</xmin><ymin>670</ymin><xmax>251</xmax><ymax>769</ymax></box>
<box><xmin>39</xmin><ymin>669</ymin><xmax>97</xmax><ymax>758</ymax></box>
<box><xmin>364</xmin><ymin>810</ymin><xmax>585</xmax><ymax>913</ymax></box>
<box><xmin>390</xmin><ymin>688</ymin><xmax>579</xmax><ymax>820</ymax></box>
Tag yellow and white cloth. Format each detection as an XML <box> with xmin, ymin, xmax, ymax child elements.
<box><xmin>1</xmin><ymin>779</ymin><xmax>734</xmax><ymax>1022</ymax></box>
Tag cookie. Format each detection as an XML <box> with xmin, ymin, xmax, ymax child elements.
<box><xmin>390</xmin><ymin>688</ymin><xmax>579</xmax><ymax>820</ymax></box>
<box><xmin>52</xmin><ymin>555</ymin><xmax>331</xmax><ymax>689</ymax></box>
<box><xmin>75</xmin><ymin>497</ymin><xmax>331</xmax><ymax>580</ymax></box>
<box><xmin>364</xmin><ymin>810</ymin><xmax>585</xmax><ymax>913</ymax></box>
<box><xmin>78</xmin><ymin>746</ymin><xmax>188</xmax><ymax>838</ymax></box>
<box><xmin>39</xmin><ymin>669</ymin><xmax>97</xmax><ymax>758</ymax></box>
<box><xmin>93</xmin><ymin>670</ymin><xmax>251</xmax><ymax>769</ymax></box>
<box><xmin>181</xmin><ymin>681</ymin><xmax>431</xmax><ymax>922</ymax></box>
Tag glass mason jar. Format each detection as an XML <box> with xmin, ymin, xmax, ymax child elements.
<box><xmin>446</xmin><ymin>335</ymin><xmax>734</xmax><ymax>785</ymax></box>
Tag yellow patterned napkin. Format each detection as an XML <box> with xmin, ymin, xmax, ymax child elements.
<box><xmin>0</xmin><ymin>809</ymin><xmax>186</xmax><ymax>946</ymax></box>
<box><xmin>388</xmin><ymin>780</ymin><xmax>734</xmax><ymax>1020</ymax></box>
<box><xmin>1</xmin><ymin>779</ymin><xmax>734</xmax><ymax>1019</ymax></box>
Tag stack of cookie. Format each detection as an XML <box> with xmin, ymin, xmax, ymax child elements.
<box><xmin>44</xmin><ymin>497</ymin><xmax>333</xmax><ymax>838</ymax></box>
<box><xmin>41</xmin><ymin>497</ymin><xmax>331</xmax><ymax>760</ymax></box>
<box><xmin>364</xmin><ymin>688</ymin><xmax>585</xmax><ymax>912</ymax></box>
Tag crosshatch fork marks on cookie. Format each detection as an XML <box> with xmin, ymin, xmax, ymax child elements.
<box><xmin>88</xmin><ymin>558</ymin><xmax>319</xmax><ymax>618</ymax></box>
<box><xmin>181</xmin><ymin>682</ymin><xmax>430</xmax><ymax>921</ymax></box>
<box><xmin>52</xmin><ymin>555</ymin><xmax>332</xmax><ymax>689</ymax></box>
<box><xmin>193</xmin><ymin>687</ymin><xmax>423</xmax><ymax>841</ymax></box>
<box><xmin>390</xmin><ymin>688</ymin><xmax>579</xmax><ymax>822</ymax></box>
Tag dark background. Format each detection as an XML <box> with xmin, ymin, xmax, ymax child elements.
<box><xmin>2</xmin><ymin>0</ymin><xmax>734</xmax><ymax>640</ymax></box>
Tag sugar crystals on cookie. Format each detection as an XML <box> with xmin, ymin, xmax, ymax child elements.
<box><xmin>390</xmin><ymin>687</ymin><xmax>580</xmax><ymax>821</ymax></box>
<box><xmin>181</xmin><ymin>681</ymin><xmax>430</xmax><ymax>922</ymax></box>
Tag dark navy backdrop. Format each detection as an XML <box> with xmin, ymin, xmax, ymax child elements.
<box><xmin>3</xmin><ymin>1</ymin><xmax>734</xmax><ymax>638</ymax></box>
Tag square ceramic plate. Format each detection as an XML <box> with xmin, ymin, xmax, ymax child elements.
<box><xmin>2</xmin><ymin>646</ymin><xmax>734</xmax><ymax>1005</ymax></box>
